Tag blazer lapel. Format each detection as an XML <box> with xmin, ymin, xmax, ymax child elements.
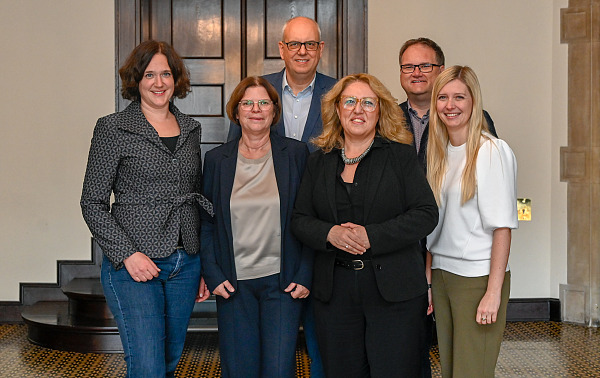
<box><xmin>362</xmin><ymin>141</ymin><xmax>386</xmax><ymax>221</ymax></box>
<box><xmin>323</xmin><ymin>152</ymin><xmax>339</xmax><ymax>224</ymax></box>
<box><xmin>171</xmin><ymin>103</ymin><xmax>200</xmax><ymax>151</ymax></box>
<box><xmin>219</xmin><ymin>141</ymin><xmax>238</xmax><ymax>250</ymax></box>
<box><xmin>301</xmin><ymin>74</ymin><xmax>325</xmax><ymax>143</ymax></box>
<box><xmin>118</xmin><ymin>102</ymin><xmax>171</xmax><ymax>153</ymax></box>
<box><xmin>272</xmin><ymin>70</ymin><xmax>286</xmax><ymax>137</ymax></box>
<box><xmin>271</xmin><ymin>134</ymin><xmax>290</xmax><ymax>232</ymax></box>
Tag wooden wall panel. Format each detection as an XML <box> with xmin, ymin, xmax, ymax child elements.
<box><xmin>173</xmin><ymin>0</ymin><xmax>224</xmax><ymax>57</ymax></box>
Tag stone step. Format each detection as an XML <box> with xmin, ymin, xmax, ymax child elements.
<box><xmin>21</xmin><ymin>301</ymin><xmax>121</xmax><ymax>353</ymax></box>
<box><xmin>63</xmin><ymin>278</ymin><xmax>112</xmax><ymax>320</ymax></box>
<box><xmin>22</xmin><ymin>301</ymin><xmax>218</xmax><ymax>353</ymax></box>
<box><xmin>61</xmin><ymin>277</ymin><xmax>218</xmax><ymax>316</ymax></box>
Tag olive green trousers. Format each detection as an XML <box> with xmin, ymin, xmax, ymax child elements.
<box><xmin>432</xmin><ymin>270</ymin><xmax>510</xmax><ymax>378</ymax></box>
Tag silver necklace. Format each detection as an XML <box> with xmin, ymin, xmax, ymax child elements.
<box><xmin>341</xmin><ymin>139</ymin><xmax>375</xmax><ymax>165</ymax></box>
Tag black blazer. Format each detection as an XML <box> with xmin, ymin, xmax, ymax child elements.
<box><xmin>200</xmin><ymin>133</ymin><xmax>314</xmax><ymax>292</ymax></box>
<box><xmin>81</xmin><ymin>102</ymin><xmax>204</xmax><ymax>268</ymax></box>
<box><xmin>291</xmin><ymin>138</ymin><xmax>439</xmax><ymax>302</ymax></box>
<box><xmin>227</xmin><ymin>70</ymin><xmax>337</xmax><ymax>152</ymax></box>
<box><xmin>399</xmin><ymin>101</ymin><xmax>497</xmax><ymax>170</ymax></box>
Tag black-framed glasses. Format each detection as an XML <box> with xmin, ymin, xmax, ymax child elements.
<box><xmin>340</xmin><ymin>96</ymin><xmax>379</xmax><ymax>113</ymax></box>
<box><xmin>239</xmin><ymin>99</ymin><xmax>273</xmax><ymax>111</ymax></box>
<box><xmin>400</xmin><ymin>63</ymin><xmax>442</xmax><ymax>74</ymax></box>
<box><xmin>283</xmin><ymin>41</ymin><xmax>321</xmax><ymax>51</ymax></box>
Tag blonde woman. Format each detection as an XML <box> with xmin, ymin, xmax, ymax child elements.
<box><xmin>292</xmin><ymin>73</ymin><xmax>438</xmax><ymax>377</ymax></box>
<box><xmin>426</xmin><ymin>66</ymin><xmax>518</xmax><ymax>377</ymax></box>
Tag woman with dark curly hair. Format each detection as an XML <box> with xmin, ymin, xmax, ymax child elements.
<box><xmin>81</xmin><ymin>40</ymin><xmax>212</xmax><ymax>377</ymax></box>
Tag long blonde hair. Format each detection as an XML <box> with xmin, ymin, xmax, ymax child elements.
<box><xmin>427</xmin><ymin>66</ymin><xmax>491</xmax><ymax>205</ymax></box>
<box><xmin>312</xmin><ymin>73</ymin><xmax>412</xmax><ymax>152</ymax></box>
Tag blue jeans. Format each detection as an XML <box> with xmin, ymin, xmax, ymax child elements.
<box><xmin>101</xmin><ymin>249</ymin><xmax>200</xmax><ymax>378</ymax></box>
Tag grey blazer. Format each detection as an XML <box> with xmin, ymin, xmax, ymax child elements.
<box><xmin>81</xmin><ymin>101</ymin><xmax>209</xmax><ymax>268</ymax></box>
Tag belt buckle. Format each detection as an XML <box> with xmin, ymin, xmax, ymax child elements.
<box><xmin>351</xmin><ymin>259</ymin><xmax>364</xmax><ymax>270</ymax></box>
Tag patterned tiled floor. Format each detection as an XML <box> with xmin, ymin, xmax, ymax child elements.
<box><xmin>1</xmin><ymin>321</ymin><xmax>600</xmax><ymax>377</ymax></box>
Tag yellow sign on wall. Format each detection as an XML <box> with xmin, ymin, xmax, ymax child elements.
<box><xmin>517</xmin><ymin>198</ymin><xmax>531</xmax><ymax>221</ymax></box>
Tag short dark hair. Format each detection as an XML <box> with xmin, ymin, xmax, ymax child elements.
<box><xmin>226</xmin><ymin>76</ymin><xmax>281</xmax><ymax>127</ymax></box>
<box><xmin>119</xmin><ymin>40</ymin><xmax>191</xmax><ymax>101</ymax></box>
<box><xmin>399</xmin><ymin>38</ymin><xmax>445</xmax><ymax>66</ymax></box>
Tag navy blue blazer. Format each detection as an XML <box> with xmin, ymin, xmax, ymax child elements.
<box><xmin>227</xmin><ymin>70</ymin><xmax>337</xmax><ymax>152</ymax></box>
<box><xmin>200</xmin><ymin>133</ymin><xmax>313</xmax><ymax>292</ymax></box>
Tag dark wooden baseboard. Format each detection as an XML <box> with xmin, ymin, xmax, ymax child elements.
<box><xmin>0</xmin><ymin>302</ymin><xmax>23</xmax><ymax>323</ymax></box>
<box><xmin>506</xmin><ymin>298</ymin><xmax>561</xmax><ymax>322</ymax></box>
<box><xmin>2</xmin><ymin>297</ymin><xmax>562</xmax><ymax>323</ymax></box>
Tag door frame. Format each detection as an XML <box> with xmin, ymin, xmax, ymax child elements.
<box><xmin>114</xmin><ymin>0</ymin><xmax>368</xmax><ymax>111</ymax></box>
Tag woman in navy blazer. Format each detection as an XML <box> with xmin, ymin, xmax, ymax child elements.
<box><xmin>200</xmin><ymin>76</ymin><xmax>313</xmax><ymax>378</ymax></box>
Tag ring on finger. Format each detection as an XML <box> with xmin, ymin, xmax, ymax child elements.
<box><xmin>345</xmin><ymin>245</ymin><xmax>349</xmax><ymax>249</ymax></box>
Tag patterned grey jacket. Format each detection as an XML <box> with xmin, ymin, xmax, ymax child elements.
<box><xmin>81</xmin><ymin>101</ymin><xmax>207</xmax><ymax>269</ymax></box>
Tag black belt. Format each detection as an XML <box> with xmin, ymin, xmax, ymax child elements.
<box><xmin>334</xmin><ymin>258</ymin><xmax>370</xmax><ymax>270</ymax></box>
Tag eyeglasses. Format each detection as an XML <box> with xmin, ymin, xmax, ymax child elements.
<box><xmin>400</xmin><ymin>63</ymin><xmax>442</xmax><ymax>74</ymax></box>
<box><xmin>283</xmin><ymin>41</ymin><xmax>321</xmax><ymax>51</ymax></box>
<box><xmin>239</xmin><ymin>99</ymin><xmax>273</xmax><ymax>111</ymax></box>
<box><xmin>340</xmin><ymin>96</ymin><xmax>379</xmax><ymax>113</ymax></box>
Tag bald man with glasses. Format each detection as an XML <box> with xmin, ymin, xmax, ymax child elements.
<box><xmin>228</xmin><ymin>17</ymin><xmax>336</xmax><ymax>153</ymax></box>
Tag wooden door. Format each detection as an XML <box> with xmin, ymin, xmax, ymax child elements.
<box><xmin>116</xmin><ymin>0</ymin><xmax>367</xmax><ymax>152</ymax></box>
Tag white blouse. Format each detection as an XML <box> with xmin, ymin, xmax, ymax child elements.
<box><xmin>427</xmin><ymin>136</ymin><xmax>518</xmax><ymax>277</ymax></box>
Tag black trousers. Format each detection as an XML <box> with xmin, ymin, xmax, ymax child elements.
<box><xmin>314</xmin><ymin>262</ymin><xmax>427</xmax><ymax>378</ymax></box>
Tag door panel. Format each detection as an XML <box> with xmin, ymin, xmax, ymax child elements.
<box><xmin>264</xmin><ymin>0</ymin><xmax>315</xmax><ymax>59</ymax></box>
<box><xmin>246</xmin><ymin>0</ymin><xmax>338</xmax><ymax>78</ymax></box>
<box><xmin>116</xmin><ymin>0</ymin><xmax>367</xmax><ymax>152</ymax></box>
<box><xmin>173</xmin><ymin>0</ymin><xmax>224</xmax><ymax>57</ymax></box>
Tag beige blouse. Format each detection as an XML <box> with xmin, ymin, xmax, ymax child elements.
<box><xmin>230</xmin><ymin>149</ymin><xmax>282</xmax><ymax>280</ymax></box>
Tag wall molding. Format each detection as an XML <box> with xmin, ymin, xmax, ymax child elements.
<box><xmin>506</xmin><ymin>298</ymin><xmax>561</xmax><ymax>322</ymax></box>
<box><xmin>2</xmin><ymin>297</ymin><xmax>562</xmax><ymax>323</ymax></box>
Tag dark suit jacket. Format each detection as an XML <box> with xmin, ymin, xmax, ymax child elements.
<box><xmin>399</xmin><ymin>101</ymin><xmax>498</xmax><ymax>170</ymax></box>
<box><xmin>81</xmin><ymin>102</ymin><xmax>203</xmax><ymax>268</ymax></box>
<box><xmin>291</xmin><ymin>138</ymin><xmax>439</xmax><ymax>303</ymax></box>
<box><xmin>200</xmin><ymin>133</ymin><xmax>314</xmax><ymax>292</ymax></box>
<box><xmin>227</xmin><ymin>70</ymin><xmax>337</xmax><ymax>152</ymax></box>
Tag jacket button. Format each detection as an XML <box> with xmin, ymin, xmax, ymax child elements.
<box><xmin>172</xmin><ymin>158</ymin><xmax>178</xmax><ymax>163</ymax></box>
<box><xmin>376</xmin><ymin>264</ymin><xmax>382</xmax><ymax>270</ymax></box>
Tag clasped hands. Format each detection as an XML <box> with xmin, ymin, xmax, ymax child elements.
<box><xmin>327</xmin><ymin>222</ymin><xmax>370</xmax><ymax>255</ymax></box>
